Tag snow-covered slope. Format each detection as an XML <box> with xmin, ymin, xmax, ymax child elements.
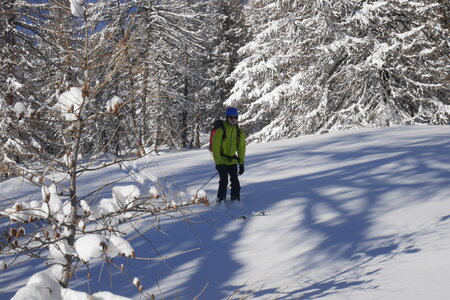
<box><xmin>1</xmin><ymin>125</ymin><xmax>449</xmax><ymax>299</ymax></box>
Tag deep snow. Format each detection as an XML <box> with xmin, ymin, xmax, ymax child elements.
<box><xmin>1</xmin><ymin>125</ymin><xmax>449</xmax><ymax>299</ymax></box>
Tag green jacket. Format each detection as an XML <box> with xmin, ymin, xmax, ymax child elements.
<box><xmin>212</xmin><ymin>121</ymin><xmax>246</xmax><ymax>165</ymax></box>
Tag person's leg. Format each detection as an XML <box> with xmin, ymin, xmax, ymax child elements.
<box><xmin>216</xmin><ymin>165</ymin><xmax>228</xmax><ymax>201</ymax></box>
<box><xmin>229</xmin><ymin>164</ymin><xmax>241</xmax><ymax>200</ymax></box>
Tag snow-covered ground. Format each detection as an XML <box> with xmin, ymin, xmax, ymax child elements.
<box><xmin>1</xmin><ymin>125</ymin><xmax>449</xmax><ymax>299</ymax></box>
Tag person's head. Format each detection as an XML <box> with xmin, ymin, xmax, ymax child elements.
<box><xmin>225</xmin><ymin>107</ymin><xmax>239</xmax><ymax>126</ymax></box>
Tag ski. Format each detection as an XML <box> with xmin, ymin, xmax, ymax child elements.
<box><xmin>231</xmin><ymin>211</ymin><xmax>266</xmax><ymax>220</ymax></box>
<box><xmin>214</xmin><ymin>198</ymin><xmax>266</xmax><ymax>220</ymax></box>
<box><xmin>252</xmin><ymin>211</ymin><xmax>265</xmax><ymax>216</ymax></box>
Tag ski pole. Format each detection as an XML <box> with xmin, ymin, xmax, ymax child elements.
<box><xmin>195</xmin><ymin>171</ymin><xmax>219</xmax><ymax>195</ymax></box>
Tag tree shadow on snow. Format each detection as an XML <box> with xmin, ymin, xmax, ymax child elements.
<box><xmin>2</xmin><ymin>128</ymin><xmax>449</xmax><ymax>299</ymax></box>
<box><xmin>115</xmin><ymin>128</ymin><xmax>449</xmax><ymax>299</ymax></box>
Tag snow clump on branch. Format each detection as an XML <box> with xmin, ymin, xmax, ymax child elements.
<box><xmin>69</xmin><ymin>0</ymin><xmax>85</xmax><ymax>18</ymax></box>
<box><xmin>106</xmin><ymin>96</ymin><xmax>123</xmax><ymax>114</ymax></box>
<box><xmin>112</xmin><ymin>185</ymin><xmax>141</xmax><ymax>208</ymax></box>
<box><xmin>54</xmin><ymin>87</ymin><xmax>84</xmax><ymax>121</ymax></box>
<box><xmin>74</xmin><ymin>234</ymin><xmax>135</xmax><ymax>262</ymax></box>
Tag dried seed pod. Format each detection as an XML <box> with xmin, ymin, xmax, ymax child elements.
<box><xmin>17</xmin><ymin>227</ymin><xmax>25</xmax><ymax>237</ymax></box>
<box><xmin>82</xmin><ymin>87</ymin><xmax>89</xmax><ymax>98</ymax></box>
<box><xmin>9</xmin><ymin>228</ymin><xmax>17</xmax><ymax>237</ymax></box>
<box><xmin>100</xmin><ymin>241</ymin><xmax>108</xmax><ymax>252</ymax></box>
<box><xmin>44</xmin><ymin>194</ymin><xmax>50</xmax><ymax>202</ymax></box>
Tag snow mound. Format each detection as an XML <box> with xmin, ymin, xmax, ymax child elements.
<box><xmin>11</xmin><ymin>268</ymin><xmax>61</xmax><ymax>300</ymax></box>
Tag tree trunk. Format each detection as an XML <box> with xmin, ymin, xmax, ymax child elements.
<box><xmin>60</xmin><ymin>115</ymin><xmax>82</xmax><ymax>287</ymax></box>
<box><xmin>181</xmin><ymin>65</ymin><xmax>189</xmax><ymax>148</ymax></box>
<box><xmin>193</xmin><ymin>111</ymin><xmax>201</xmax><ymax>149</ymax></box>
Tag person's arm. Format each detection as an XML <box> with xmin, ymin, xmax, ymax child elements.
<box><xmin>237</xmin><ymin>130</ymin><xmax>246</xmax><ymax>165</ymax></box>
<box><xmin>212</xmin><ymin>128</ymin><xmax>223</xmax><ymax>165</ymax></box>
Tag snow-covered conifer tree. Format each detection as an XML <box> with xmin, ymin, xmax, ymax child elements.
<box><xmin>228</xmin><ymin>0</ymin><xmax>449</xmax><ymax>142</ymax></box>
<box><xmin>130</xmin><ymin>0</ymin><xmax>206</xmax><ymax>149</ymax></box>
<box><xmin>202</xmin><ymin>0</ymin><xmax>248</xmax><ymax>119</ymax></box>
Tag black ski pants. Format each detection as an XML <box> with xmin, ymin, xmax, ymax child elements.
<box><xmin>216</xmin><ymin>164</ymin><xmax>240</xmax><ymax>200</ymax></box>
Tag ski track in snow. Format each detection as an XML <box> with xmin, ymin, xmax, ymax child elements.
<box><xmin>1</xmin><ymin>126</ymin><xmax>450</xmax><ymax>299</ymax></box>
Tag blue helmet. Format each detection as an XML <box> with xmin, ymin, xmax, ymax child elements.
<box><xmin>225</xmin><ymin>107</ymin><xmax>239</xmax><ymax>117</ymax></box>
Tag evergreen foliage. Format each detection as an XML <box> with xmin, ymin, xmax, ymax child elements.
<box><xmin>227</xmin><ymin>0</ymin><xmax>449</xmax><ymax>142</ymax></box>
<box><xmin>0</xmin><ymin>0</ymin><xmax>448</xmax><ymax>163</ymax></box>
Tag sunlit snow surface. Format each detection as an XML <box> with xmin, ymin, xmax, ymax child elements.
<box><xmin>1</xmin><ymin>126</ymin><xmax>449</xmax><ymax>299</ymax></box>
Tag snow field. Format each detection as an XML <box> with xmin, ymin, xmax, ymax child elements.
<box><xmin>0</xmin><ymin>125</ymin><xmax>449</xmax><ymax>299</ymax></box>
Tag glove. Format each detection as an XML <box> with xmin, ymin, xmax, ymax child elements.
<box><xmin>239</xmin><ymin>164</ymin><xmax>245</xmax><ymax>175</ymax></box>
<box><xmin>216</xmin><ymin>164</ymin><xmax>224</xmax><ymax>171</ymax></box>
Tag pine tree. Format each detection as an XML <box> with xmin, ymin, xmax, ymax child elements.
<box><xmin>0</xmin><ymin>0</ymin><xmax>54</xmax><ymax>179</ymax></box>
<box><xmin>130</xmin><ymin>0</ymin><xmax>206</xmax><ymax>149</ymax></box>
<box><xmin>203</xmin><ymin>0</ymin><xmax>248</xmax><ymax>116</ymax></box>
<box><xmin>228</xmin><ymin>0</ymin><xmax>450</xmax><ymax>142</ymax></box>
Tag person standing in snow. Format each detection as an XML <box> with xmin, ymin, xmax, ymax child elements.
<box><xmin>212</xmin><ymin>107</ymin><xmax>246</xmax><ymax>202</ymax></box>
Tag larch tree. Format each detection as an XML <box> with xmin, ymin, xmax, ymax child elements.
<box><xmin>0</xmin><ymin>1</ymin><xmax>210</xmax><ymax>298</ymax></box>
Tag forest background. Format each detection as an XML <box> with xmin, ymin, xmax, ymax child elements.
<box><xmin>1</xmin><ymin>0</ymin><xmax>448</xmax><ymax>174</ymax></box>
